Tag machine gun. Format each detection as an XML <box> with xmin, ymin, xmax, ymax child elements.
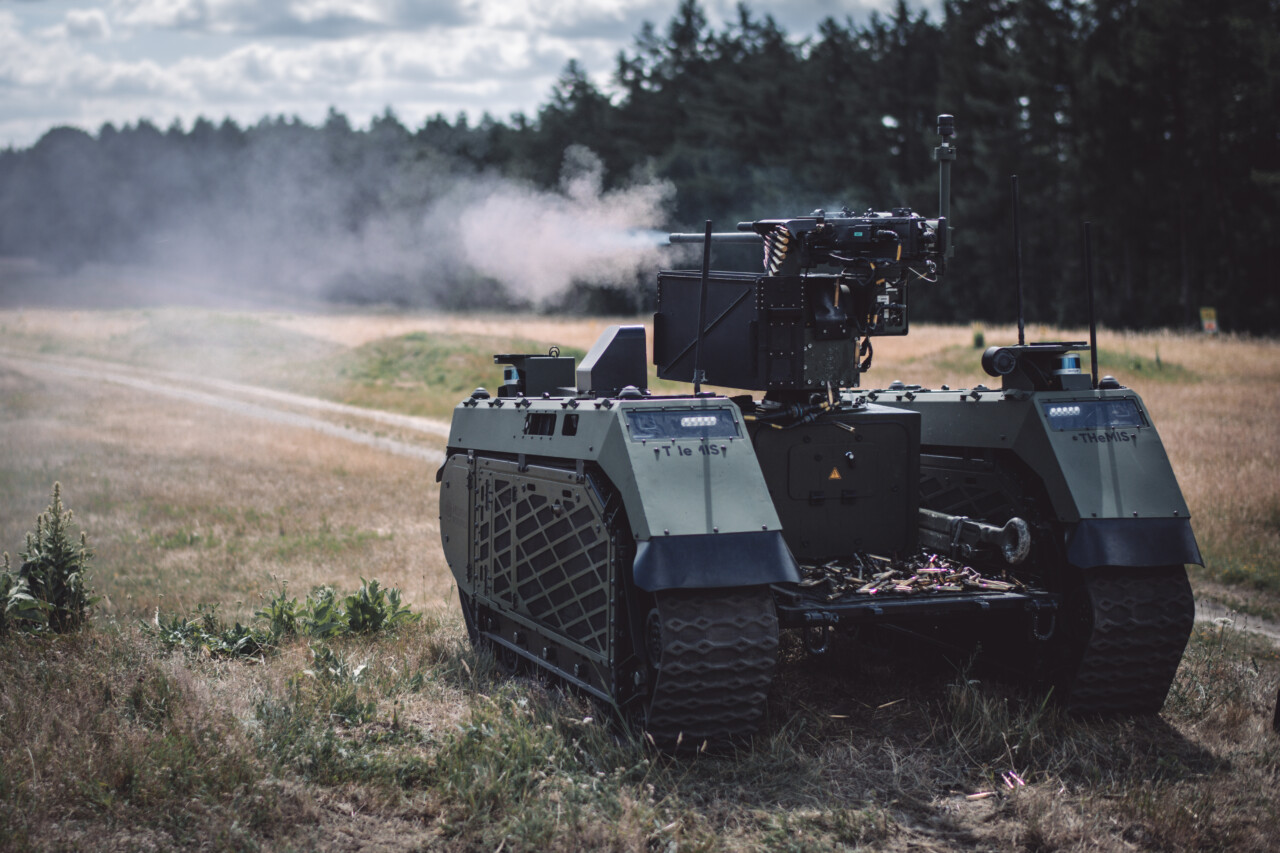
<box><xmin>656</xmin><ymin>115</ymin><xmax>957</xmax><ymax>392</ymax></box>
<box><xmin>671</xmin><ymin>207</ymin><xmax>946</xmax><ymax>282</ymax></box>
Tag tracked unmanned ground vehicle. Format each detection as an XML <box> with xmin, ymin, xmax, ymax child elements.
<box><xmin>437</xmin><ymin>115</ymin><xmax>1199</xmax><ymax>746</ymax></box>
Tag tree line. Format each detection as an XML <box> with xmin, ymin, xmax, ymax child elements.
<box><xmin>1</xmin><ymin>0</ymin><xmax>1276</xmax><ymax>331</ymax></box>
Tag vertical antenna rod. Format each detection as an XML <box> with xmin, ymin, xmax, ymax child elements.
<box><xmin>1083</xmin><ymin>220</ymin><xmax>1099</xmax><ymax>388</ymax></box>
<box><xmin>935</xmin><ymin>115</ymin><xmax>956</xmax><ymax>260</ymax></box>
<box><xmin>692</xmin><ymin>220</ymin><xmax>713</xmax><ymax>395</ymax></box>
<box><xmin>1012</xmin><ymin>175</ymin><xmax>1025</xmax><ymax>346</ymax></box>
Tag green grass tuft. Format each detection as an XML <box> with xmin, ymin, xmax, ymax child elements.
<box><xmin>145</xmin><ymin>578</ymin><xmax>420</xmax><ymax>659</ymax></box>
<box><xmin>1095</xmin><ymin>346</ymin><xmax>1198</xmax><ymax>383</ymax></box>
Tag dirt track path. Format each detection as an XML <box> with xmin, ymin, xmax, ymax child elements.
<box><xmin>0</xmin><ymin>351</ymin><xmax>448</xmax><ymax>465</ymax></box>
<box><xmin>9</xmin><ymin>349</ymin><xmax>1276</xmax><ymax>646</ymax></box>
<box><xmin>1194</xmin><ymin>598</ymin><xmax>1280</xmax><ymax>645</ymax></box>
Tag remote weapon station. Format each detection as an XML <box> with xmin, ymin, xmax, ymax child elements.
<box><xmin>437</xmin><ymin>115</ymin><xmax>1199</xmax><ymax>747</ymax></box>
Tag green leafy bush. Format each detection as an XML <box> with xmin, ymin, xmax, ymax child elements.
<box><xmin>299</xmin><ymin>585</ymin><xmax>346</xmax><ymax>638</ymax></box>
<box><xmin>343</xmin><ymin>578</ymin><xmax>417</xmax><ymax>634</ymax></box>
<box><xmin>257</xmin><ymin>582</ymin><xmax>300</xmax><ymax>638</ymax></box>
<box><xmin>147</xmin><ymin>578</ymin><xmax>421</xmax><ymax>659</ymax></box>
<box><xmin>147</xmin><ymin>603</ymin><xmax>273</xmax><ymax>659</ymax></box>
<box><xmin>1</xmin><ymin>569</ymin><xmax>39</xmax><ymax>634</ymax></box>
<box><xmin>2</xmin><ymin>483</ymin><xmax>96</xmax><ymax>635</ymax></box>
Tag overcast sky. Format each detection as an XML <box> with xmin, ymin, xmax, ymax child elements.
<box><xmin>1</xmin><ymin>0</ymin><xmax>931</xmax><ymax>150</ymax></box>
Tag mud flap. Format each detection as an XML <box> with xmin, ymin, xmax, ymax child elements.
<box><xmin>1066</xmin><ymin>518</ymin><xmax>1202</xmax><ymax>569</ymax></box>
<box><xmin>632</xmin><ymin>531</ymin><xmax>800</xmax><ymax>591</ymax></box>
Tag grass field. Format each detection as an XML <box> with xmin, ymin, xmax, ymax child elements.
<box><xmin>1</xmin><ymin>307</ymin><xmax>1278</xmax><ymax>851</ymax></box>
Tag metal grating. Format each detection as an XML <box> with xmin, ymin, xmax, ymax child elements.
<box><xmin>477</xmin><ymin>461</ymin><xmax>613</xmax><ymax>656</ymax></box>
<box><xmin>918</xmin><ymin>454</ymin><xmax>1022</xmax><ymax>524</ymax></box>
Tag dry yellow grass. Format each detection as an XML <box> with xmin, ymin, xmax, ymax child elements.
<box><xmin>3</xmin><ymin>308</ymin><xmax>1278</xmax><ymax>612</ymax></box>
<box><xmin>265</xmin><ymin>311</ymin><xmax>634</xmax><ymax>351</ymax></box>
<box><xmin>0</xmin><ymin>356</ymin><xmax>452</xmax><ymax>623</ymax></box>
<box><xmin>1</xmin><ymin>308</ymin><xmax>1278</xmax><ymax>852</ymax></box>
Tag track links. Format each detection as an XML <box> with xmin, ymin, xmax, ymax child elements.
<box><xmin>644</xmin><ymin>588</ymin><xmax>779</xmax><ymax>749</ymax></box>
<box><xmin>1061</xmin><ymin>565</ymin><xmax>1195</xmax><ymax>715</ymax></box>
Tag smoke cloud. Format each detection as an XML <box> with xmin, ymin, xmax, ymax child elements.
<box><xmin>451</xmin><ymin>146</ymin><xmax>674</xmax><ymax>304</ymax></box>
<box><xmin>0</xmin><ymin>127</ymin><xmax>679</xmax><ymax>312</ymax></box>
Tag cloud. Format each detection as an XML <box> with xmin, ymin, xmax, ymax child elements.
<box><xmin>104</xmin><ymin>0</ymin><xmax>916</xmax><ymax>44</ymax></box>
<box><xmin>65</xmin><ymin>9</ymin><xmax>113</xmax><ymax>40</ymax></box>
<box><xmin>167</xmin><ymin>29</ymin><xmax>572</xmax><ymax>105</ymax></box>
<box><xmin>0</xmin><ymin>0</ymin><xmax>932</xmax><ymax>149</ymax></box>
<box><xmin>109</xmin><ymin>0</ymin><xmax>470</xmax><ymax>37</ymax></box>
<box><xmin>0</xmin><ymin>10</ymin><xmax>569</xmax><ymax>145</ymax></box>
<box><xmin>110</xmin><ymin>0</ymin><xmax>211</xmax><ymax>31</ymax></box>
<box><xmin>477</xmin><ymin>0</ymin><xmax>670</xmax><ymax>39</ymax></box>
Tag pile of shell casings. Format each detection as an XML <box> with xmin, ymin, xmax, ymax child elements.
<box><xmin>797</xmin><ymin>553</ymin><xmax>1025</xmax><ymax>601</ymax></box>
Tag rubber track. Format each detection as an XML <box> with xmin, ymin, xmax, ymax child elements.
<box><xmin>1062</xmin><ymin>566</ymin><xmax>1195</xmax><ymax>715</ymax></box>
<box><xmin>644</xmin><ymin>588</ymin><xmax>779</xmax><ymax>748</ymax></box>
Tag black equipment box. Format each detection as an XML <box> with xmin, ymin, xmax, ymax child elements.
<box><xmin>749</xmin><ymin>404</ymin><xmax>921</xmax><ymax>560</ymax></box>
<box><xmin>655</xmin><ymin>270</ymin><xmax>905</xmax><ymax>392</ymax></box>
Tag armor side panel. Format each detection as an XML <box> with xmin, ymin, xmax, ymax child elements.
<box><xmin>441</xmin><ymin>396</ymin><xmax>797</xmax><ymax>593</ymax></box>
<box><xmin>878</xmin><ymin>388</ymin><xmax>1194</xmax><ymax>528</ymax></box>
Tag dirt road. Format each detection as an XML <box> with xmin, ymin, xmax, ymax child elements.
<box><xmin>0</xmin><ymin>351</ymin><xmax>449</xmax><ymax>466</ymax></box>
<box><xmin>1194</xmin><ymin>597</ymin><xmax>1280</xmax><ymax>645</ymax></box>
<box><xmin>8</xmin><ymin>348</ymin><xmax>1280</xmax><ymax>646</ymax></box>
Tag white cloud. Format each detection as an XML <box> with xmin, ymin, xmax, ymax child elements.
<box><xmin>1</xmin><ymin>12</ymin><xmax>187</xmax><ymax>99</ymax></box>
<box><xmin>168</xmin><ymin>27</ymin><xmax>570</xmax><ymax>101</ymax></box>
<box><xmin>111</xmin><ymin>0</ymin><xmax>212</xmax><ymax>31</ymax></box>
<box><xmin>287</xmin><ymin>0</ymin><xmax>387</xmax><ymax>26</ymax></box>
<box><xmin>109</xmin><ymin>0</ymin><xmax>470</xmax><ymax>36</ymax></box>
<box><xmin>0</xmin><ymin>12</ymin><xmax>41</xmax><ymax>87</ymax></box>
<box><xmin>65</xmin><ymin>9</ymin><xmax>113</xmax><ymax>40</ymax></box>
<box><xmin>477</xmin><ymin>0</ymin><xmax>664</xmax><ymax>32</ymax></box>
<box><xmin>1</xmin><ymin>0</ymin><xmax>928</xmax><ymax>148</ymax></box>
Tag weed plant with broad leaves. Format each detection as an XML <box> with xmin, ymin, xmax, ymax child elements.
<box><xmin>0</xmin><ymin>563</ymin><xmax>42</xmax><ymax>634</ymax></box>
<box><xmin>1</xmin><ymin>482</ymin><xmax>96</xmax><ymax>635</ymax></box>
<box><xmin>145</xmin><ymin>578</ymin><xmax>422</xmax><ymax>660</ymax></box>
<box><xmin>148</xmin><ymin>603</ymin><xmax>273</xmax><ymax>660</ymax></box>
<box><xmin>343</xmin><ymin>577</ymin><xmax>417</xmax><ymax>634</ymax></box>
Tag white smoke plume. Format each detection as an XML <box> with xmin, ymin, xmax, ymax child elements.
<box><xmin>0</xmin><ymin>136</ymin><xmax>679</xmax><ymax>312</ymax></box>
<box><xmin>450</xmin><ymin>146</ymin><xmax>675</xmax><ymax>304</ymax></box>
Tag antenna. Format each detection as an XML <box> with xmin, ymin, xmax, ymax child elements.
<box><xmin>1083</xmin><ymin>221</ymin><xmax>1099</xmax><ymax>388</ymax></box>
<box><xmin>691</xmin><ymin>220</ymin><xmax>713</xmax><ymax>395</ymax></box>
<box><xmin>1012</xmin><ymin>175</ymin><xmax>1025</xmax><ymax>346</ymax></box>
<box><xmin>935</xmin><ymin>115</ymin><xmax>956</xmax><ymax>260</ymax></box>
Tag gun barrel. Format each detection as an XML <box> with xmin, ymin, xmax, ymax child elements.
<box><xmin>669</xmin><ymin>232</ymin><xmax>762</xmax><ymax>245</ymax></box>
<box><xmin>918</xmin><ymin>508</ymin><xmax>1031</xmax><ymax>565</ymax></box>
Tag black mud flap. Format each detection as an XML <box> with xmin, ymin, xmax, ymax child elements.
<box><xmin>1066</xmin><ymin>518</ymin><xmax>1203</xmax><ymax>569</ymax></box>
<box><xmin>632</xmin><ymin>531</ymin><xmax>801</xmax><ymax>591</ymax></box>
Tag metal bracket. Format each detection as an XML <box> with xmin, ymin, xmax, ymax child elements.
<box><xmin>803</xmin><ymin>624</ymin><xmax>832</xmax><ymax>656</ymax></box>
<box><xmin>1030</xmin><ymin>605</ymin><xmax>1057</xmax><ymax>641</ymax></box>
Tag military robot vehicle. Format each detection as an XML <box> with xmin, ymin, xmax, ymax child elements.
<box><xmin>437</xmin><ymin>115</ymin><xmax>1199</xmax><ymax>747</ymax></box>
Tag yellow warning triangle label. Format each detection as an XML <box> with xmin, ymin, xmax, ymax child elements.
<box><xmin>828</xmin><ymin>467</ymin><xmax>842</xmax><ymax>481</ymax></box>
